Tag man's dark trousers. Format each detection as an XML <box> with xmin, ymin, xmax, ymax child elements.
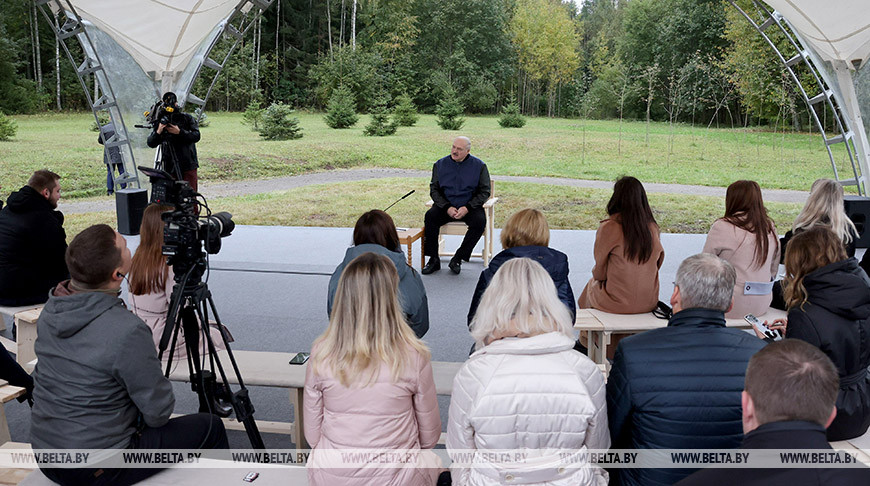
<box><xmin>424</xmin><ymin>205</ymin><xmax>486</xmax><ymax>261</ymax></box>
<box><xmin>39</xmin><ymin>413</ymin><xmax>229</xmax><ymax>486</ymax></box>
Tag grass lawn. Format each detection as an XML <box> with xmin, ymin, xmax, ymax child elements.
<box><xmin>0</xmin><ymin>112</ymin><xmax>848</xmax><ymax>199</ymax></box>
<box><xmin>61</xmin><ymin>178</ymin><xmax>803</xmax><ymax>241</ymax></box>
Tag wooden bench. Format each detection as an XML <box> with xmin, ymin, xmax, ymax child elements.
<box><xmin>0</xmin><ymin>443</ymin><xmax>309</xmax><ymax>486</ymax></box>
<box><xmin>0</xmin><ymin>306</ymin><xmax>43</xmax><ymax>358</ymax></box>
<box><xmin>168</xmin><ymin>350</ymin><xmax>463</xmax><ymax>449</ymax></box>
<box><xmin>0</xmin><ymin>385</ymin><xmax>25</xmax><ymax>446</ymax></box>
<box><xmin>574</xmin><ymin>307</ymin><xmax>788</xmax><ymax>364</ymax></box>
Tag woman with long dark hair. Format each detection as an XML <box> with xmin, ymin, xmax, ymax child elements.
<box><xmin>578</xmin><ymin>176</ymin><xmax>664</xmax><ymax>314</ymax></box>
<box><xmin>128</xmin><ymin>203</ymin><xmax>225</xmax><ymax>357</ymax></box>
<box><xmin>703</xmin><ymin>180</ymin><xmax>779</xmax><ymax>318</ymax></box>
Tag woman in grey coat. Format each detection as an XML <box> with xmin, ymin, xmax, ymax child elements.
<box><xmin>327</xmin><ymin>210</ymin><xmax>429</xmax><ymax>337</ymax></box>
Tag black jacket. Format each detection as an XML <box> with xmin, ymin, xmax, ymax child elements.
<box><xmin>606</xmin><ymin>307</ymin><xmax>766</xmax><ymax>486</ymax></box>
<box><xmin>0</xmin><ymin>186</ymin><xmax>68</xmax><ymax>306</ymax></box>
<box><xmin>781</xmin><ymin>226</ymin><xmax>857</xmax><ymax>264</ymax></box>
<box><xmin>677</xmin><ymin>421</ymin><xmax>870</xmax><ymax>485</ymax></box>
<box><xmin>786</xmin><ymin>258</ymin><xmax>870</xmax><ymax>441</ymax></box>
<box><xmin>146</xmin><ymin>111</ymin><xmax>200</xmax><ymax>177</ymax></box>
<box><xmin>467</xmin><ymin>246</ymin><xmax>575</xmax><ymax>326</ymax></box>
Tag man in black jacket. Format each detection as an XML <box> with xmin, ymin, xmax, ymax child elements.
<box><xmin>678</xmin><ymin>339</ymin><xmax>870</xmax><ymax>485</ymax></box>
<box><xmin>607</xmin><ymin>253</ymin><xmax>766</xmax><ymax>486</ymax></box>
<box><xmin>422</xmin><ymin>136</ymin><xmax>491</xmax><ymax>275</ymax></box>
<box><xmin>146</xmin><ymin>92</ymin><xmax>201</xmax><ymax>190</ymax></box>
<box><xmin>0</xmin><ymin>170</ymin><xmax>69</xmax><ymax>306</ymax></box>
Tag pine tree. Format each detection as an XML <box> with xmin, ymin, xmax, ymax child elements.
<box><xmin>364</xmin><ymin>95</ymin><xmax>398</xmax><ymax>136</ymax></box>
<box><xmin>498</xmin><ymin>96</ymin><xmax>526</xmax><ymax>128</ymax></box>
<box><xmin>392</xmin><ymin>93</ymin><xmax>419</xmax><ymax>127</ymax></box>
<box><xmin>436</xmin><ymin>88</ymin><xmax>465</xmax><ymax>130</ymax></box>
<box><xmin>0</xmin><ymin>112</ymin><xmax>16</xmax><ymax>141</ymax></box>
<box><xmin>324</xmin><ymin>85</ymin><xmax>359</xmax><ymax>128</ymax></box>
<box><xmin>242</xmin><ymin>100</ymin><xmax>265</xmax><ymax>131</ymax></box>
<box><xmin>260</xmin><ymin>103</ymin><xmax>303</xmax><ymax>140</ymax></box>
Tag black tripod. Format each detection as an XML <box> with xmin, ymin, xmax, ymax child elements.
<box><xmin>158</xmin><ymin>259</ymin><xmax>265</xmax><ymax>449</ymax></box>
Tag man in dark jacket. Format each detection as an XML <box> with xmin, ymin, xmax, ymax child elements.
<box><xmin>607</xmin><ymin>253</ymin><xmax>766</xmax><ymax>486</ymax></box>
<box><xmin>146</xmin><ymin>91</ymin><xmax>201</xmax><ymax>190</ymax></box>
<box><xmin>0</xmin><ymin>170</ymin><xmax>69</xmax><ymax>306</ymax></box>
<box><xmin>98</xmin><ymin>122</ymin><xmax>127</xmax><ymax>195</ymax></box>
<box><xmin>678</xmin><ymin>339</ymin><xmax>870</xmax><ymax>485</ymax></box>
<box><xmin>32</xmin><ymin>224</ymin><xmax>228</xmax><ymax>485</ymax></box>
<box><xmin>422</xmin><ymin>136</ymin><xmax>491</xmax><ymax>275</ymax></box>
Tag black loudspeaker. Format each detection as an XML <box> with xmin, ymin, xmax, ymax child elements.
<box><xmin>116</xmin><ymin>188</ymin><xmax>148</xmax><ymax>236</ymax></box>
<box><xmin>845</xmin><ymin>195</ymin><xmax>870</xmax><ymax>248</ymax></box>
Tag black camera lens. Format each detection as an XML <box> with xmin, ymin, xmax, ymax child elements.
<box><xmin>207</xmin><ymin>212</ymin><xmax>235</xmax><ymax>238</ymax></box>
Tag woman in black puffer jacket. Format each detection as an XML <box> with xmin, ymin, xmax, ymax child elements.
<box><xmin>781</xmin><ymin>227</ymin><xmax>870</xmax><ymax>440</ymax></box>
<box><xmin>467</xmin><ymin>209</ymin><xmax>575</xmax><ymax>327</ymax></box>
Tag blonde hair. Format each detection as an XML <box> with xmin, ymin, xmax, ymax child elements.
<box><xmin>311</xmin><ymin>252</ymin><xmax>429</xmax><ymax>387</ymax></box>
<box><xmin>501</xmin><ymin>208</ymin><xmax>550</xmax><ymax>248</ymax></box>
<box><xmin>792</xmin><ymin>178</ymin><xmax>856</xmax><ymax>245</ymax></box>
<box><xmin>470</xmin><ymin>258</ymin><xmax>573</xmax><ymax>347</ymax></box>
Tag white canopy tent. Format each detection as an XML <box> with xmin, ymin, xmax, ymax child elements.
<box><xmin>766</xmin><ymin>0</ymin><xmax>870</xmax><ymax>194</ymax></box>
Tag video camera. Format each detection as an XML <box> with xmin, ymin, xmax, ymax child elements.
<box><xmin>138</xmin><ymin>166</ymin><xmax>234</xmax><ymax>279</ymax></box>
<box><xmin>144</xmin><ymin>99</ymin><xmax>178</xmax><ymax>127</ymax></box>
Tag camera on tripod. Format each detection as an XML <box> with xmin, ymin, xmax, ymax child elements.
<box><xmin>138</xmin><ymin>165</ymin><xmax>235</xmax><ymax>261</ymax></box>
<box><xmin>144</xmin><ymin>98</ymin><xmax>177</xmax><ymax>128</ymax></box>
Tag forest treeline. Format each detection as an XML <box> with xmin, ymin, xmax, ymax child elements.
<box><xmin>0</xmin><ymin>0</ymin><xmax>827</xmax><ymax>130</ymax></box>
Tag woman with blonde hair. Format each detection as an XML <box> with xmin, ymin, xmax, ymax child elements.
<box><xmin>578</xmin><ymin>176</ymin><xmax>664</xmax><ymax>314</ymax></box>
<box><xmin>128</xmin><ymin>203</ymin><xmax>225</xmax><ymax>357</ymax></box>
<box><xmin>703</xmin><ymin>180</ymin><xmax>779</xmax><ymax>318</ymax></box>
<box><xmin>769</xmin><ymin>227</ymin><xmax>870</xmax><ymax>440</ymax></box>
<box><xmin>467</xmin><ymin>208</ymin><xmax>574</xmax><ymax>325</ymax></box>
<box><xmin>781</xmin><ymin>178</ymin><xmax>858</xmax><ymax>259</ymax></box>
<box><xmin>448</xmin><ymin>258</ymin><xmax>610</xmax><ymax>486</ymax></box>
<box><xmin>304</xmin><ymin>252</ymin><xmax>443</xmax><ymax>486</ymax></box>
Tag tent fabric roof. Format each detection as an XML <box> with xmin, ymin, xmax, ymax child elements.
<box><xmin>766</xmin><ymin>0</ymin><xmax>870</xmax><ymax>66</ymax></box>
<box><xmin>67</xmin><ymin>0</ymin><xmax>243</xmax><ymax>77</ymax></box>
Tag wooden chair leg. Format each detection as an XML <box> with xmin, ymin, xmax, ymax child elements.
<box><xmin>290</xmin><ymin>388</ymin><xmax>307</xmax><ymax>451</ymax></box>
<box><xmin>0</xmin><ymin>405</ymin><xmax>11</xmax><ymax>445</ymax></box>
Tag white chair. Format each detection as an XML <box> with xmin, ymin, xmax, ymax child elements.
<box><xmin>425</xmin><ymin>182</ymin><xmax>498</xmax><ymax>267</ymax></box>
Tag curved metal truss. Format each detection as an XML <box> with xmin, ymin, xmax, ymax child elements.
<box><xmin>35</xmin><ymin>0</ymin><xmax>140</xmax><ymax>190</ymax></box>
<box><xmin>181</xmin><ymin>0</ymin><xmax>274</xmax><ymax>121</ymax></box>
<box><xmin>729</xmin><ymin>0</ymin><xmax>865</xmax><ymax>196</ymax></box>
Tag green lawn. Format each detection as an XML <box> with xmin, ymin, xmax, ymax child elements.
<box><xmin>61</xmin><ymin>178</ymin><xmax>802</xmax><ymax>241</ymax></box>
<box><xmin>0</xmin><ymin>112</ymin><xmax>846</xmax><ymax>199</ymax></box>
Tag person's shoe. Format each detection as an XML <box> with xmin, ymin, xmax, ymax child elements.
<box><xmin>448</xmin><ymin>257</ymin><xmax>462</xmax><ymax>274</ymax></box>
<box><xmin>422</xmin><ymin>257</ymin><xmax>441</xmax><ymax>275</ymax></box>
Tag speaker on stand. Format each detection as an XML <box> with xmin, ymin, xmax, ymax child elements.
<box><xmin>116</xmin><ymin>188</ymin><xmax>149</xmax><ymax>235</ymax></box>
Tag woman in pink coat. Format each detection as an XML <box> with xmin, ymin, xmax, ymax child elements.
<box><xmin>703</xmin><ymin>180</ymin><xmax>779</xmax><ymax>319</ymax></box>
<box><xmin>128</xmin><ymin>203</ymin><xmax>225</xmax><ymax>358</ymax></box>
<box><xmin>304</xmin><ymin>252</ymin><xmax>443</xmax><ymax>486</ymax></box>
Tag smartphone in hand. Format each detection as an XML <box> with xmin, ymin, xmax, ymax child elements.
<box><xmin>745</xmin><ymin>314</ymin><xmax>783</xmax><ymax>341</ymax></box>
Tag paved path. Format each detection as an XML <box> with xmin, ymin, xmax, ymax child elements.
<box><xmin>58</xmin><ymin>168</ymin><xmax>809</xmax><ymax>214</ymax></box>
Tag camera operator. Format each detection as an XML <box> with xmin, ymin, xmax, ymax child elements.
<box><xmin>146</xmin><ymin>92</ymin><xmax>201</xmax><ymax>190</ymax></box>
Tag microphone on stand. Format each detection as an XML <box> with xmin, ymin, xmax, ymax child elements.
<box><xmin>384</xmin><ymin>190</ymin><xmax>415</xmax><ymax>212</ymax></box>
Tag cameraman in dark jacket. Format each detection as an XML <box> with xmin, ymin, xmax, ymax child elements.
<box><xmin>146</xmin><ymin>92</ymin><xmax>200</xmax><ymax>190</ymax></box>
<box><xmin>0</xmin><ymin>170</ymin><xmax>68</xmax><ymax>306</ymax></box>
<box><xmin>607</xmin><ymin>253</ymin><xmax>765</xmax><ymax>486</ymax></box>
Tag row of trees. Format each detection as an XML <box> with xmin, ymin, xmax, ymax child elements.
<box><xmin>0</xmin><ymin>0</ymin><xmax>826</xmax><ymax>130</ymax></box>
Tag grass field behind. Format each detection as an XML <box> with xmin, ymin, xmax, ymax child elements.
<box><xmin>0</xmin><ymin>112</ymin><xmax>850</xmax><ymax>198</ymax></box>
<box><xmin>60</xmin><ymin>178</ymin><xmax>803</xmax><ymax>241</ymax></box>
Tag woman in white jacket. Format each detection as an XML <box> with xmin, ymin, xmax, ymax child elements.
<box><xmin>447</xmin><ymin>258</ymin><xmax>610</xmax><ymax>486</ymax></box>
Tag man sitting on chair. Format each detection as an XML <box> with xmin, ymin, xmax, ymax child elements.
<box><xmin>422</xmin><ymin>136</ymin><xmax>491</xmax><ymax>275</ymax></box>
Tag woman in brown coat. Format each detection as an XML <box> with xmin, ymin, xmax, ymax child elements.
<box><xmin>579</xmin><ymin>176</ymin><xmax>665</xmax><ymax>314</ymax></box>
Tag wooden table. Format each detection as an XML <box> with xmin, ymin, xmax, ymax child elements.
<box><xmin>574</xmin><ymin>307</ymin><xmax>788</xmax><ymax>365</ymax></box>
<box><xmin>397</xmin><ymin>228</ymin><xmax>424</xmax><ymax>270</ymax></box>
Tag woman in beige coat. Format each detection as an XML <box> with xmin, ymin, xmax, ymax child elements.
<box><xmin>703</xmin><ymin>180</ymin><xmax>779</xmax><ymax>319</ymax></box>
<box><xmin>579</xmin><ymin>176</ymin><xmax>664</xmax><ymax>314</ymax></box>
